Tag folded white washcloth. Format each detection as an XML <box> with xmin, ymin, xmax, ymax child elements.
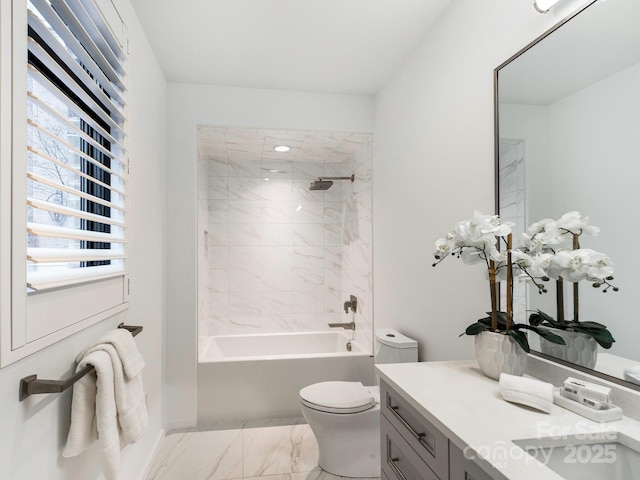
<box><xmin>499</xmin><ymin>373</ymin><xmax>554</xmax><ymax>413</ymax></box>
<box><xmin>623</xmin><ymin>365</ymin><xmax>640</xmax><ymax>386</ymax></box>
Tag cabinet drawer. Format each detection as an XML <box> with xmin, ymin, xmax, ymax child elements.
<box><xmin>450</xmin><ymin>442</ymin><xmax>495</xmax><ymax>480</ymax></box>
<box><xmin>381</xmin><ymin>415</ymin><xmax>440</xmax><ymax>480</ymax></box>
<box><xmin>381</xmin><ymin>381</ymin><xmax>449</xmax><ymax>480</ymax></box>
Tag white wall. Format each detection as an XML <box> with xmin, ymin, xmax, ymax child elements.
<box><xmin>0</xmin><ymin>0</ymin><xmax>167</xmax><ymax>478</ymax></box>
<box><xmin>372</xmin><ymin>0</ymin><xmax>578</xmax><ymax>361</ymax></box>
<box><xmin>166</xmin><ymin>83</ymin><xmax>373</xmax><ymax>427</ymax></box>
<box><xmin>547</xmin><ymin>62</ymin><xmax>640</xmax><ymax>361</ymax></box>
<box><xmin>502</xmin><ymin>62</ymin><xmax>640</xmax><ymax>358</ymax></box>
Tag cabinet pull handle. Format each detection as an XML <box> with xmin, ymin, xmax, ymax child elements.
<box><xmin>389</xmin><ymin>405</ymin><xmax>426</xmax><ymax>440</ymax></box>
<box><xmin>388</xmin><ymin>403</ymin><xmax>436</xmax><ymax>456</ymax></box>
<box><xmin>387</xmin><ymin>456</ymin><xmax>409</xmax><ymax>480</ymax></box>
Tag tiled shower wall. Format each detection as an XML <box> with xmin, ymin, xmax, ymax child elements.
<box><xmin>499</xmin><ymin>139</ymin><xmax>527</xmax><ymax>323</ymax></box>
<box><xmin>197</xmin><ymin>128</ymin><xmax>373</xmax><ymax>352</ymax></box>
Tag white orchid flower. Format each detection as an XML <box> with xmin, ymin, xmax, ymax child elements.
<box><xmin>433</xmin><ymin>211</ymin><xmax>512</xmax><ymax>278</ymax></box>
<box><xmin>527</xmin><ymin>252</ymin><xmax>554</xmax><ymax>277</ymax></box>
<box><xmin>526</xmin><ymin>218</ymin><xmax>555</xmax><ymax>236</ymax></box>
<box><xmin>434</xmin><ymin>234</ymin><xmax>457</xmax><ymax>258</ymax></box>
<box><xmin>555</xmin><ymin>211</ymin><xmax>600</xmax><ymax>236</ymax></box>
<box><xmin>582</xmin><ymin>249</ymin><xmax>614</xmax><ymax>280</ymax></box>
<box><xmin>459</xmin><ymin>248</ymin><xmax>487</xmax><ymax>265</ymax></box>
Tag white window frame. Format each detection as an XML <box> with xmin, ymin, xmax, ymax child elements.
<box><xmin>0</xmin><ymin>0</ymin><xmax>129</xmax><ymax>367</ymax></box>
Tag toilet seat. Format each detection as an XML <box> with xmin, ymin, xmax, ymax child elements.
<box><xmin>300</xmin><ymin>381</ymin><xmax>376</xmax><ymax>414</ymax></box>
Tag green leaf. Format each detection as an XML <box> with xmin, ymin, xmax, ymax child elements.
<box><xmin>516</xmin><ymin>324</ymin><xmax>566</xmax><ymax>345</ymax></box>
<box><xmin>506</xmin><ymin>329</ymin><xmax>530</xmax><ymax>353</ymax></box>
<box><xmin>567</xmin><ymin>321</ymin><xmax>608</xmax><ymax>331</ymax></box>
<box><xmin>464</xmin><ymin>322</ymin><xmax>489</xmax><ymax>336</ymax></box>
<box><xmin>483</xmin><ymin>311</ymin><xmax>509</xmax><ymax>329</ymax></box>
<box><xmin>570</xmin><ymin>326</ymin><xmax>616</xmax><ymax>348</ymax></box>
<box><xmin>529</xmin><ymin>312</ymin><xmax>543</xmax><ymax>326</ymax></box>
<box><xmin>540</xmin><ymin>315</ymin><xmax>566</xmax><ymax>328</ymax></box>
<box><xmin>529</xmin><ymin>310</ymin><xmax>569</xmax><ymax>329</ymax></box>
<box><xmin>477</xmin><ymin>316</ymin><xmax>493</xmax><ymax>327</ymax></box>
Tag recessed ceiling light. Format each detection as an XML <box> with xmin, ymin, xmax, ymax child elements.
<box><xmin>268</xmin><ymin>169</ymin><xmax>280</xmax><ymax>173</ymax></box>
<box><xmin>273</xmin><ymin>145</ymin><xmax>291</xmax><ymax>153</ymax></box>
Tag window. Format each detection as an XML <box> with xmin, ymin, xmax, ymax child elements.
<box><xmin>0</xmin><ymin>0</ymin><xmax>128</xmax><ymax>366</ymax></box>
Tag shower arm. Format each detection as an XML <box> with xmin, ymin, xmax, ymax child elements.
<box><xmin>317</xmin><ymin>174</ymin><xmax>355</xmax><ymax>182</ymax></box>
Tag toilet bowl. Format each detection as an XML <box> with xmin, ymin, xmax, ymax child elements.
<box><xmin>300</xmin><ymin>381</ymin><xmax>380</xmax><ymax>477</ymax></box>
<box><xmin>300</xmin><ymin>329</ymin><xmax>418</xmax><ymax>477</ymax></box>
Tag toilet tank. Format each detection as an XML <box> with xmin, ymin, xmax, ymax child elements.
<box><xmin>374</xmin><ymin>329</ymin><xmax>418</xmax><ymax>364</ymax></box>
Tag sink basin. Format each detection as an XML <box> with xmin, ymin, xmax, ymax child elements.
<box><xmin>514</xmin><ymin>432</ymin><xmax>640</xmax><ymax>480</ymax></box>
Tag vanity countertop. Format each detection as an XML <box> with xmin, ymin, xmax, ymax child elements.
<box><xmin>376</xmin><ymin>360</ymin><xmax>640</xmax><ymax>480</ymax></box>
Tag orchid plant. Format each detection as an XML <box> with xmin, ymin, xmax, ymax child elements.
<box><xmin>523</xmin><ymin>212</ymin><xmax>617</xmax><ymax>349</ymax></box>
<box><xmin>433</xmin><ymin>211</ymin><xmax>565</xmax><ymax>353</ymax></box>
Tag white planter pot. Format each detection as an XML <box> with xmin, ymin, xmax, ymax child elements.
<box><xmin>539</xmin><ymin>327</ymin><xmax>598</xmax><ymax>369</ymax></box>
<box><xmin>474</xmin><ymin>331</ymin><xmax>528</xmax><ymax>380</ymax></box>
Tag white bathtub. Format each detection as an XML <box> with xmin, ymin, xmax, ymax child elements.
<box><xmin>197</xmin><ymin>331</ymin><xmax>374</xmax><ymax>425</ymax></box>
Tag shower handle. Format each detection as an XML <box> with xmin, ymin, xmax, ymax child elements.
<box><xmin>343</xmin><ymin>295</ymin><xmax>357</xmax><ymax>314</ymax></box>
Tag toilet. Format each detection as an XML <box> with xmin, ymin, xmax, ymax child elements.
<box><xmin>299</xmin><ymin>329</ymin><xmax>418</xmax><ymax>477</ymax></box>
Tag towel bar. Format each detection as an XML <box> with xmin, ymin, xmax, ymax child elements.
<box><xmin>18</xmin><ymin>323</ymin><xmax>143</xmax><ymax>401</ymax></box>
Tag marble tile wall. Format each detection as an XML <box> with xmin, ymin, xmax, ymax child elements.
<box><xmin>197</xmin><ymin>151</ymin><xmax>210</xmax><ymax>343</ymax></box>
<box><xmin>341</xmin><ymin>140</ymin><xmax>373</xmax><ymax>351</ymax></box>
<box><xmin>197</xmin><ymin>128</ymin><xmax>372</xmax><ymax>350</ymax></box>
<box><xmin>499</xmin><ymin>139</ymin><xmax>527</xmax><ymax>323</ymax></box>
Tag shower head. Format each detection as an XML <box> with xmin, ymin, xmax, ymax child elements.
<box><xmin>308</xmin><ymin>174</ymin><xmax>354</xmax><ymax>191</ymax></box>
<box><xmin>309</xmin><ymin>180</ymin><xmax>334</xmax><ymax>191</ymax></box>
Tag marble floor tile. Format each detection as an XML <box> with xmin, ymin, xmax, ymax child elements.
<box><xmin>147</xmin><ymin>429</ymin><xmax>243</xmax><ymax>480</ymax></box>
<box><xmin>243</xmin><ymin>424</ymin><xmax>319</xmax><ymax>477</ymax></box>
<box><xmin>147</xmin><ymin>423</ymin><xmax>380</xmax><ymax>480</ymax></box>
<box><xmin>244</xmin><ymin>472</ymin><xmax>341</xmax><ymax>480</ymax></box>
<box><xmin>242</xmin><ymin>416</ymin><xmax>307</xmax><ymax>429</ymax></box>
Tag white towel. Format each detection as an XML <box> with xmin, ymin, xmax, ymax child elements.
<box><xmin>63</xmin><ymin>350</ymin><xmax>121</xmax><ymax>480</ymax></box>
<box><xmin>623</xmin><ymin>365</ymin><xmax>640</xmax><ymax>385</ymax></box>
<box><xmin>77</xmin><ymin>332</ymin><xmax>148</xmax><ymax>443</ymax></box>
<box><xmin>96</xmin><ymin>328</ymin><xmax>146</xmax><ymax>379</ymax></box>
<box><xmin>63</xmin><ymin>330</ymin><xmax>147</xmax><ymax>480</ymax></box>
<box><xmin>499</xmin><ymin>373</ymin><xmax>554</xmax><ymax>413</ymax></box>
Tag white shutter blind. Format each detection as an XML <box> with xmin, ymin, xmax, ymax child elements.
<box><xmin>26</xmin><ymin>0</ymin><xmax>127</xmax><ymax>292</ymax></box>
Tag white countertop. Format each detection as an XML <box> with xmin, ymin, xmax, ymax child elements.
<box><xmin>595</xmin><ymin>353</ymin><xmax>640</xmax><ymax>384</ymax></box>
<box><xmin>376</xmin><ymin>361</ymin><xmax>640</xmax><ymax>480</ymax></box>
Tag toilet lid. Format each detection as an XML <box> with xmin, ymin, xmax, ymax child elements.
<box><xmin>300</xmin><ymin>381</ymin><xmax>376</xmax><ymax>414</ymax></box>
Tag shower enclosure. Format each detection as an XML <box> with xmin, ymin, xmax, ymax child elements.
<box><xmin>196</xmin><ymin>127</ymin><xmax>373</xmax><ymax>351</ymax></box>
<box><xmin>195</xmin><ymin>127</ymin><xmax>373</xmax><ymax>423</ymax></box>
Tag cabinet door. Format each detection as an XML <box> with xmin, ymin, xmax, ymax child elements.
<box><xmin>450</xmin><ymin>442</ymin><xmax>495</xmax><ymax>480</ymax></box>
<box><xmin>381</xmin><ymin>381</ymin><xmax>449</xmax><ymax>480</ymax></box>
<box><xmin>381</xmin><ymin>414</ymin><xmax>441</xmax><ymax>480</ymax></box>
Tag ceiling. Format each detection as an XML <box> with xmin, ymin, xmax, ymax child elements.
<box><xmin>129</xmin><ymin>0</ymin><xmax>451</xmax><ymax>95</ymax></box>
<box><xmin>197</xmin><ymin>126</ymin><xmax>371</xmax><ymax>165</ymax></box>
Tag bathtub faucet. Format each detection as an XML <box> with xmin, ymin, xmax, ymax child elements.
<box><xmin>343</xmin><ymin>295</ymin><xmax>357</xmax><ymax>314</ymax></box>
<box><xmin>328</xmin><ymin>321</ymin><xmax>356</xmax><ymax>330</ymax></box>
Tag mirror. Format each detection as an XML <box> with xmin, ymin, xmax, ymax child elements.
<box><xmin>495</xmin><ymin>0</ymin><xmax>640</xmax><ymax>384</ymax></box>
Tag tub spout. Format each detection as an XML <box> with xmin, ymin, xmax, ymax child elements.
<box><xmin>328</xmin><ymin>321</ymin><xmax>356</xmax><ymax>330</ymax></box>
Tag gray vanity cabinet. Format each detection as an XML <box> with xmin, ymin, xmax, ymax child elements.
<box><xmin>449</xmin><ymin>442</ymin><xmax>496</xmax><ymax>480</ymax></box>
<box><xmin>380</xmin><ymin>380</ymin><xmax>494</xmax><ymax>480</ymax></box>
